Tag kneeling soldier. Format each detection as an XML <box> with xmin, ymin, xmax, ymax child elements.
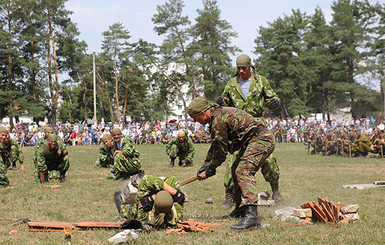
<box><xmin>34</xmin><ymin>134</ymin><xmax>69</xmax><ymax>183</ymax></box>
<box><xmin>165</xmin><ymin>130</ymin><xmax>194</xmax><ymax>167</ymax></box>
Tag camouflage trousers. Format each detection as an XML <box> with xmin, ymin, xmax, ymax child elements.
<box><xmin>229</xmin><ymin>130</ymin><xmax>275</xmax><ymax>207</ymax></box>
<box><xmin>107</xmin><ymin>153</ymin><xmax>141</xmax><ymax>180</ymax></box>
<box><xmin>352</xmin><ymin>142</ymin><xmax>370</xmax><ymax>154</ymax></box>
<box><xmin>33</xmin><ymin>156</ymin><xmax>70</xmax><ymax>182</ymax></box>
<box><xmin>0</xmin><ymin>161</ymin><xmax>8</xmax><ymax>187</ymax></box>
<box><xmin>168</xmin><ymin>145</ymin><xmax>193</xmax><ymax>166</ymax></box>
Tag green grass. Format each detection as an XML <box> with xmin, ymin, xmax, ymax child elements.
<box><xmin>1</xmin><ymin>143</ymin><xmax>384</xmax><ymax>244</ymax></box>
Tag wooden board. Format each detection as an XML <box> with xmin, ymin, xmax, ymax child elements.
<box><xmin>76</xmin><ymin>221</ymin><xmax>123</xmax><ymax>229</ymax></box>
<box><xmin>28</xmin><ymin>221</ymin><xmax>74</xmax><ymax>232</ymax></box>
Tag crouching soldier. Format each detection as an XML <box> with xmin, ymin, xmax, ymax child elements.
<box><xmin>0</xmin><ymin>127</ymin><xmax>10</xmax><ymax>187</ymax></box>
<box><xmin>0</xmin><ymin>127</ymin><xmax>24</xmax><ymax>171</ymax></box>
<box><xmin>34</xmin><ymin>134</ymin><xmax>69</xmax><ymax>183</ymax></box>
<box><xmin>94</xmin><ymin>134</ymin><xmax>114</xmax><ymax>168</ymax></box>
<box><xmin>165</xmin><ymin>130</ymin><xmax>194</xmax><ymax>167</ymax></box>
<box><xmin>114</xmin><ymin>174</ymin><xmax>185</xmax><ymax>229</ymax></box>
<box><xmin>106</xmin><ymin>128</ymin><xmax>141</xmax><ymax>180</ymax></box>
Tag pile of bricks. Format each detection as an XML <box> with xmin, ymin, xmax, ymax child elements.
<box><xmin>296</xmin><ymin>197</ymin><xmax>359</xmax><ymax>224</ymax></box>
<box><xmin>166</xmin><ymin>220</ymin><xmax>221</xmax><ymax>234</ymax></box>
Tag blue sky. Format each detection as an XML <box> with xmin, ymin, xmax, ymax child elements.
<box><xmin>65</xmin><ymin>0</ymin><xmax>339</xmax><ymax>59</ymax></box>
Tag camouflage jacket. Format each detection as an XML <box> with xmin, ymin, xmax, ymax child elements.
<box><xmin>98</xmin><ymin>142</ymin><xmax>114</xmax><ymax>165</ymax></box>
<box><xmin>165</xmin><ymin>137</ymin><xmax>195</xmax><ymax>161</ymax></box>
<box><xmin>34</xmin><ymin>137</ymin><xmax>67</xmax><ymax>155</ymax></box>
<box><xmin>221</xmin><ymin>72</ymin><xmax>280</xmax><ymax>117</ymax></box>
<box><xmin>0</xmin><ymin>138</ymin><xmax>24</xmax><ymax>164</ymax></box>
<box><xmin>34</xmin><ymin>143</ymin><xmax>64</xmax><ymax>172</ymax></box>
<box><xmin>113</xmin><ymin>136</ymin><xmax>140</xmax><ymax>158</ymax></box>
<box><xmin>205</xmin><ymin>107</ymin><xmax>267</xmax><ymax>169</ymax></box>
<box><xmin>134</xmin><ymin>175</ymin><xmax>183</xmax><ymax>224</ymax></box>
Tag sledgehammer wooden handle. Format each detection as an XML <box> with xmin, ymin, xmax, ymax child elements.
<box><xmin>179</xmin><ymin>175</ymin><xmax>199</xmax><ymax>186</ymax></box>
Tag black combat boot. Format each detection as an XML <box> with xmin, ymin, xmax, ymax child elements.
<box><xmin>222</xmin><ymin>204</ymin><xmax>246</xmax><ymax>219</ymax></box>
<box><xmin>221</xmin><ymin>190</ymin><xmax>234</xmax><ymax>209</ymax></box>
<box><xmin>59</xmin><ymin>171</ymin><xmax>67</xmax><ymax>182</ymax></box>
<box><xmin>230</xmin><ymin>205</ymin><xmax>261</xmax><ymax>230</ymax></box>
<box><xmin>270</xmin><ymin>182</ymin><xmax>283</xmax><ymax>201</ymax></box>
<box><xmin>11</xmin><ymin>162</ymin><xmax>17</xmax><ymax>171</ymax></box>
<box><xmin>168</xmin><ymin>158</ymin><xmax>175</xmax><ymax>168</ymax></box>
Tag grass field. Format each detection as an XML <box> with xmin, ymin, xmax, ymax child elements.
<box><xmin>1</xmin><ymin>142</ymin><xmax>384</xmax><ymax>244</ymax></box>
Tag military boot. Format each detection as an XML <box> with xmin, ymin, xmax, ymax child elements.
<box><xmin>59</xmin><ymin>171</ymin><xmax>67</xmax><ymax>182</ymax></box>
<box><xmin>270</xmin><ymin>182</ymin><xmax>283</xmax><ymax>201</ymax></box>
<box><xmin>221</xmin><ymin>190</ymin><xmax>234</xmax><ymax>209</ymax></box>
<box><xmin>168</xmin><ymin>158</ymin><xmax>175</xmax><ymax>168</ymax></box>
<box><xmin>221</xmin><ymin>204</ymin><xmax>246</xmax><ymax>219</ymax></box>
<box><xmin>230</xmin><ymin>205</ymin><xmax>261</xmax><ymax>230</ymax></box>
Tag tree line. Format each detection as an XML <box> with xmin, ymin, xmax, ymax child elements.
<box><xmin>1</xmin><ymin>0</ymin><xmax>384</xmax><ymax>127</ymax></box>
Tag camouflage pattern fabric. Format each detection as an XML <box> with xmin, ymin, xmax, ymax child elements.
<box><xmin>221</xmin><ymin>72</ymin><xmax>280</xmax><ymax>190</ymax></box>
<box><xmin>352</xmin><ymin>133</ymin><xmax>371</xmax><ymax>154</ymax></box>
<box><xmin>33</xmin><ymin>142</ymin><xmax>69</xmax><ymax>182</ymax></box>
<box><xmin>221</xmin><ymin>72</ymin><xmax>280</xmax><ymax>117</ymax></box>
<box><xmin>107</xmin><ymin>136</ymin><xmax>141</xmax><ymax>180</ymax></box>
<box><xmin>120</xmin><ymin>175</ymin><xmax>183</xmax><ymax>227</ymax></box>
<box><xmin>204</xmin><ymin>107</ymin><xmax>275</xmax><ymax>207</ymax></box>
<box><xmin>165</xmin><ymin>137</ymin><xmax>194</xmax><ymax>166</ymax></box>
<box><xmin>94</xmin><ymin>142</ymin><xmax>114</xmax><ymax>168</ymax></box>
<box><xmin>33</xmin><ymin>137</ymin><xmax>67</xmax><ymax>167</ymax></box>
<box><xmin>0</xmin><ymin>149</ymin><xmax>9</xmax><ymax>187</ymax></box>
<box><xmin>1</xmin><ymin>138</ymin><xmax>24</xmax><ymax>168</ymax></box>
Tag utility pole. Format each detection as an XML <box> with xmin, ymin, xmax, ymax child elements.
<box><xmin>93</xmin><ymin>51</ymin><xmax>97</xmax><ymax>124</ymax></box>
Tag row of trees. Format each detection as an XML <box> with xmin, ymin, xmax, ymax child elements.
<box><xmin>1</xmin><ymin>0</ymin><xmax>384</xmax><ymax>127</ymax></box>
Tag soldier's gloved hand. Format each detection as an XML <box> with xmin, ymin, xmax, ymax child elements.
<box><xmin>216</xmin><ymin>96</ymin><xmax>226</xmax><ymax>106</ymax></box>
<box><xmin>266</xmin><ymin>97</ymin><xmax>279</xmax><ymax>108</ymax></box>
<box><xmin>197</xmin><ymin>165</ymin><xmax>216</xmax><ymax>178</ymax></box>
<box><xmin>140</xmin><ymin>195</ymin><xmax>154</xmax><ymax>212</ymax></box>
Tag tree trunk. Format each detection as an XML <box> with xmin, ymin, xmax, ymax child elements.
<box><xmin>47</xmin><ymin>5</ymin><xmax>60</xmax><ymax>127</ymax></box>
<box><xmin>83</xmin><ymin>77</ymin><xmax>89</xmax><ymax>121</ymax></box>
<box><xmin>114</xmin><ymin>57</ymin><xmax>120</xmax><ymax>121</ymax></box>
<box><xmin>123</xmin><ymin>88</ymin><xmax>128</xmax><ymax>124</ymax></box>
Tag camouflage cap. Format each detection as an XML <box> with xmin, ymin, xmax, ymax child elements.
<box><xmin>47</xmin><ymin>133</ymin><xmax>57</xmax><ymax>142</ymax></box>
<box><xmin>112</xmin><ymin>128</ymin><xmax>122</xmax><ymax>135</ymax></box>
<box><xmin>102</xmin><ymin>133</ymin><xmax>112</xmax><ymax>142</ymax></box>
<box><xmin>236</xmin><ymin>54</ymin><xmax>252</xmax><ymax>67</ymax></box>
<box><xmin>177</xmin><ymin>130</ymin><xmax>186</xmax><ymax>138</ymax></box>
<box><xmin>44</xmin><ymin>127</ymin><xmax>55</xmax><ymax>133</ymax></box>
<box><xmin>188</xmin><ymin>96</ymin><xmax>212</xmax><ymax>118</ymax></box>
<box><xmin>154</xmin><ymin>191</ymin><xmax>173</xmax><ymax>214</ymax></box>
<box><xmin>0</xmin><ymin>127</ymin><xmax>9</xmax><ymax>134</ymax></box>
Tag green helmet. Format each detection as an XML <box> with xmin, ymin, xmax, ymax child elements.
<box><xmin>154</xmin><ymin>191</ymin><xmax>173</xmax><ymax>214</ymax></box>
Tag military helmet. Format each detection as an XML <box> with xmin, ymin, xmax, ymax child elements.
<box><xmin>154</xmin><ymin>191</ymin><xmax>173</xmax><ymax>214</ymax></box>
<box><xmin>102</xmin><ymin>133</ymin><xmax>112</xmax><ymax>142</ymax></box>
<box><xmin>44</xmin><ymin>127</ymin><xmax>55</xmax><ymax>134</ymax></box>
<box><xmin>112</xmin><ymin>128</ymin><xmax>122</xmax><ymax>135</ymax></box>
<box><xmin>0</xmin><ymin>127</ymin><xmax>9</xmax><ymax>134</ymax></box>
<box><xmin>177</xmin><ymin>130</ymin><xmax>186</xmax><ymax>138</ymax></box>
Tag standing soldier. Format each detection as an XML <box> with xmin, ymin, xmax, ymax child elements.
<box><xmin>165</xmin><ymin>130</ymin><xmax>194</xmax><ymax>167</ymax></box>
<box><xmin>34</xmin><ymin>134</ymin><xmax>69</xmax><ymax>183</ymax></box>
<box><xmin>188</xmin><ymin>97</ymin><xmax>275</xmax><ymax>230</ymax></box>
<box><xmin>0</xmin><ymin>127</ymin><xmax>10</xmax><ymax>187</ymax></box>
<box><xmin>217</xmin><ymin>54</ymin><xmax>282</xmax><ymax>209</ymax></box>
<box><xmin>94</xmin><ymin>134</ymin><xmax>114</xmax><ymax>168</ymax></box>
<box><xmin>107</xmin><ymin>128</ymin><xmax>142</xmax><ymax>180</ymax></box>
<box><xmin>0</xmin><ymin>127</ymin><xmax>24</xmax><ymax>171</ymax></box>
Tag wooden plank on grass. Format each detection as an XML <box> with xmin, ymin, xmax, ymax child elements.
<box><xmin>75</xmin><ymin>222</ymin><xmax>123</xmax><ymax>229</ymax></box>
<box><xmin>28</xmin><ymin>221</ymin><xmax>74</xmax><ymax>232</ymax></box>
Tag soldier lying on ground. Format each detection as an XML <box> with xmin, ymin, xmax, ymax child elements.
<box><xmin>114</xmin><ymin>172</ymin><xmax>185</xmax><ymax>229</ymax></box>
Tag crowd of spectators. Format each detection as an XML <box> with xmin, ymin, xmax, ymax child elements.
<box><xmin>1</xmin><ymin>117</ymin><xmax>384</xmax><ymax>147</ymax></box>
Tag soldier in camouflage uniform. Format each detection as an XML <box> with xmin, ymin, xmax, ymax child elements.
<box><xmin>94</xmin><ymin>134</ymin><xmax>114</xmax><ymax>168</ymax></box>
<box><xmin>188</xmin><ymin>96</ymin><xmax>274</xmax><ymax>230</ymax></box>
<box><xmin>114</xmin><ymin>174</ymin><xmax>185</xmax><ymax>229</ymax></box>
<box><xmin>33</xmin><ymin>127</ymin><xmax>68</xmax><ymax>180</ymax></box>
<box><xmin>336</xmin><ymin>129</ymin><xmax>350</xmax><ymax>156</ymax></box>
<box><xmin>322</xmin><ymin>129</ymin><xmax>337</xmax><ymax>156</ymax></box>
<box><xmin>0</xmin><ymin>127</ymin><xmax>10</xmax><ymax>187</ymax></box>
<box><xmin>217</xmin><ymin>54</ymin><xmax>282</xmax><ymax>209</ymax></box>
<box><xmin>351</xmin><ymin>128</ymin><xmax>371</xmax><ymax>157</ymax></box>
<box><xmin>106</xmin><ymin>128</ymin><xmax>141</xmax><ymax>180</ymax></box>
<box><xmin>165</xmin><ymin>130</ymin><xmax>194</xmax><ymax>167</ymax></box>
<box><xmin>34</xmin><ymin>134</ymin><xmax>69</xmax><ymax>183</ymax></box>
<box><xmin>0</xmin><ymin>127</ymin><xmax>24</xmax><ymax>171</ymax></box>
<box><xmin>370</xmin><ymin>128</ymin><xmax>385</xmax><ymax>157</ymax></box>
